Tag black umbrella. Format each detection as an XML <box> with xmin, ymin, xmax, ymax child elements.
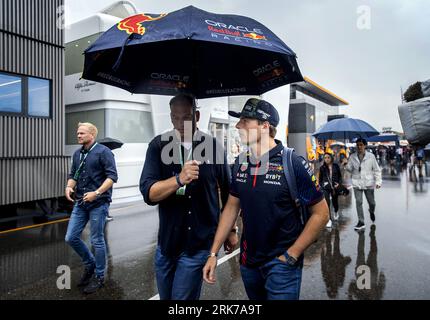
<box><xmin>97</xmin><ymin>137</ymin><xmax>124</xmax><ymax>150</ymax></box>
<box><xmin>83</xmin><ymin>6</ymin><xmax>304</xmax><ymax>151</ymax></box>
<box><xmin>82</xmin><ymin>5</ymin><xmax>303</xmax><ymax>98</ymax></box>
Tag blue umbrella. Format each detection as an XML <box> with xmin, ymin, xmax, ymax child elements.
<box><xmin>82</xmin><ymin>5</ymin><xmax>303</xmax><ymax>98</ymax></box>
<box><xmin>367</xmin><ymin>133</ymin><xmax>399</xmax><ymax>143</ymax></box>
<box><xmin>313</xmin><ymin>118</ymin><xmax>379</xmax><ymax>141</ymax></box>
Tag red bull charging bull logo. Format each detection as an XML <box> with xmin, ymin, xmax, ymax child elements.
<box><xmin>117</xmin><ymin>13</ymin><xmax>167</xmax><ymax>35</ymax></box>
<box><xmin>243</xmin><ymin>33</ymin><xmax>267</xmax><ymax>40</ymax></box>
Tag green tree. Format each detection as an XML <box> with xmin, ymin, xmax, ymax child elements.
<box><xmin>404</xmin><ymin>82</ymin><xmax>423</xmax><ymax>102</ymax></box>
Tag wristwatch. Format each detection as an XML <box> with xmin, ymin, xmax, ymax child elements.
<box><xmin>95</xmin><ymin>190</ymin><xmax>101</xmax><ymax>197</ymax></box>
<box><xmin>175</xmin><ymin>173</ymin><xmax>184</xmax><ymax>187</ymax></box>
<box><xmin>231</xmin><ymin>226</ymin><xmax>239</xmax><ymax>234</ymax></box>
<box><xmin>285</xmin><ymin>253</ymin><xmax>298</xmax><ymax>266</ymax></box>
<box><xmin>207</xmin><ymin>252</ymin><xmax>218</xmax><ymax>258</ymax></box>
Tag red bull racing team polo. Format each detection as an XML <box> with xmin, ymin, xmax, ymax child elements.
<box><xmin>230</xmin><ymin>140</ymin><xmax>324</xmax><ymax>268</ymax></box>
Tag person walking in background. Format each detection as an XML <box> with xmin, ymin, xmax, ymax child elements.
<box><xmin>343</xmin><ymin>138</ymin><xmax>382</xmax><ymax>231</ymax></box>
<box><xmin>415</xmin><ymin>146</ymin><xmax>426</xmax><ymax>177</ymax></box>
<box><xmin>319</xmin><ymin>152</ymin><xmax>343</xmax><ymax>228</ymax></box>
<box><xmin>65</xmin><ymin>122</ymin><xmax>118</xmax><ymax>294</ymax></box>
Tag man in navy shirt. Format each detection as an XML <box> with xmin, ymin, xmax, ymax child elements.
<box><xmin>203</xmin><ymin>98</ymin><xmax>329</xmax><ymax>300</ymax></box>
<box><xmin>140</xmin><ymin>93</ymin><xmax>236</xmax><ymax>300</ymax></box>
<box><xmin>65</xmin><ymin>122</ymin><xmax>118</xmax><ymax>294</ymax></box>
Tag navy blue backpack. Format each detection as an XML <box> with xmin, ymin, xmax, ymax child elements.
<box><xmin>282</xmin><ymin>147</ymin><xmax>313</xmax><ymax>228</ymax></box>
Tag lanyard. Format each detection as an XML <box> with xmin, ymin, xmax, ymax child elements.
<box><xmin>358</xmin><ymin>152</ymin><xmax>365</xmax><ymax>163</ymax></box>
<box><xmin>176</xmin><ymin>143</ymin><xmax>192</xmax><ymax>196</ymax></box>
<box><xmin>178</xmin><ymin>143</ymin><xmax>192</xmax><ymax>167</ymax></box>
<box><xmin>73</xmin><ymin>142</ymin><xmax>97</xmax><ymax>180</ymax></box>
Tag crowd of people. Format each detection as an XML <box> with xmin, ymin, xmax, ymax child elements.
<box><xmin>311</xmin><ymin>139</ymin><xmax>427</xmax><ymax>232</ymax></box>
<box><xmin>312</xmin><ymin>139</ymin><xmax>382</xmax><ymax>231</ymax></box>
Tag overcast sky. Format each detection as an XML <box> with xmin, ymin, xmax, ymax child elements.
<box><xmin>65</xmin><ymin>0</ymin><xmax>430</xmax><ymax>132</ymax></box>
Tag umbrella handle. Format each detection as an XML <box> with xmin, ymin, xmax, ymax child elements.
<box><xmin>112</xmin><ymin>33</ymin><xmax>142</xmax><ymax>72</ymax></box>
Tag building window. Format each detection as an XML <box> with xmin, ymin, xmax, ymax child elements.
<box><xmin>65</xmin><ymin>109</ymin><xmax>154</xmax><ymax>144</ymax></box>
<box><xmin>105</xmin><ymin>109</ymin><xmax>154</xmax><ymax>143</ymax></box>
<box><xmin>28</xmin><ymin>77</ymin><xmax>51</xmax><ymax>117</ymax></box>
<box><xmin>65</xmin><ymin>33</ymin><xmax>103</xmax><ymax>76</ymax></box>
<box><xmin>0</xmin><ymin>73</ymin><xmax>22</xmax><ymax>113</ymax></box>
<box><xmin>0</xmin><ymin>71</ymin><xmax>51</xmax><ymax>118</ymax></box>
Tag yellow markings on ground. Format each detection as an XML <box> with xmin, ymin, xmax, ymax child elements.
<box><xmin>0</xmin><ymin>202</ymin><xmax>146</xmax><ymax>235</ymax></box>
<box><xmin>0</xmin><ymin>218</ymin><xmax>70</xmax><ymax>235</ymax></box>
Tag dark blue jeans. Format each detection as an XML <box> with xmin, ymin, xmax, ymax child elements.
<box><xmin>240</xmin><ymin>251</ymin><xmax>303</xmax><ymax>300</ymax></box>
<box><xmin>65</xmin><ymin>202</ymin><xmax>108</xmax><ymax>278</ymax></box>
<box><xmin>154</xmin><ymin>246</ymin><xmax>209</xmax><ymax>300</ymax></box>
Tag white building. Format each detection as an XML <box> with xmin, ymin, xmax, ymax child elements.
<box><xmin>287</xmin><ymin>77</ymin><xmax>349</xmax><ymax>158</ymax></box>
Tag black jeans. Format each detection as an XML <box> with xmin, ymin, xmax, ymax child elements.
<box><xmin>323</xmin><ymin>188</ymin><xmax>339</xmax><ymax>216</ymax></box>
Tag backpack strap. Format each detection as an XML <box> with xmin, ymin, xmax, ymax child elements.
<box><xmin>282</xmin><ymin>147</ymin><xmax>302</xmax><ymax>210</ymax></box>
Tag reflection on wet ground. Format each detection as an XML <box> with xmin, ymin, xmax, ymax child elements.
<box><xmin>347</xmin><ymin>225</ymin><xmax>385</xmax><ymax>300</ymax></box>
<box><xmin>1</xmin><ymin>164</ymin><xmax>429</xmax><ymax>300</ymax></box>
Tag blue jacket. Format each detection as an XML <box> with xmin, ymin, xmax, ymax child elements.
<box><xmin>69</xmin><ymin>142</ymin><xmax>118</xmax><ymax>208</ymax></box>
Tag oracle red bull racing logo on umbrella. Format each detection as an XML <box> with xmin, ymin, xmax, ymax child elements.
<box><xmin>205</xmin><ymin>20</ymin><xmax>268</xmax><ymax>42</ymax></box>
<box><xmin>117</xmin><ymin>13</ymin><xmax>167</xmax><ymax>35</ymax></box>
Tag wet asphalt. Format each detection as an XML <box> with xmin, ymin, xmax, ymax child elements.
<box><xmin>0</xmin><ymin>163</ymin><xmax>429</xmax><ymax>300</ymax></box>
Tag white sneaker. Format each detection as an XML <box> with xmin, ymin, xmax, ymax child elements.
<box><xmin>326</xmin><ymin>220</ymin><xmax>333</xmax><ymax>228</ymax></box>
<box><xmin>333</xmin><ymin>211</ymin><xmax>339</xmax><ymax>221</ymax></box>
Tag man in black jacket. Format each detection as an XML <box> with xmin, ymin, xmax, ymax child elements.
<box><xmin>140</xmin><ymin>93</ymin><xmax>237</xmax><ymax>300</ymax></box>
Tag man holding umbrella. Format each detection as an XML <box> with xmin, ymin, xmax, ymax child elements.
<box><xmin>203</xmin><ymin>98</ymin><xmax>329</xmax><ymax>300</ymax></box>
<box><xmin>140</xmin><ymin>93</ymin><xmax>236</xmax><ymax>300</ymax></box>
<box><xmin>343</xmin><ymin>138</ymin><xmax>382</xmax><ymax>230</ymax></box>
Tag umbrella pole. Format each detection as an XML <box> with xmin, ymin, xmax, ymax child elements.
<box><xmin>192</xmin><ymin>99</ymin><xmax>196</xmax><ymax>161</ymax></box>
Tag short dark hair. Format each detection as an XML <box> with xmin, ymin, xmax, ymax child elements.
<box><xmin>257</xmin><ymin>120</ymin><xmax>277</xmax><ymax>138</ymax></box>
<box><xmin>169</xmin><ymin>93</ymin><xmax>196</xmax><ymax>108</ymax></box>
<box><xmin>356</xmin><ymin>138</ymin><xmax>368</xmax><ymax>146</ymax></box>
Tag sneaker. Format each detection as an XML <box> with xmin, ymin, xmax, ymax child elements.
<box><xmin>83</xmin><ymin>276</ymin><xmax>104</xmax><ymax>294</ymax></box>
<box><xmin>354</xmin><ymin>222</ymin><xmax>366</xmax><ymax>231</ymax></box>
<box><xmin>326</xmin><ymin>219</ymin><xmax>333</xmax><ymax>228</ymax></box>
<box><xmin>77</xmin><ymin>266</ymin><xmax>95</xmax><ymax>287</ymax></box>
<box><xmin>333</xmin><ymin>211</ymin><xmax>339</xmax><ymax>221</ymax></box>
<box><xmin>106</xmin><ymin>215</ymin><xmax>113</xmax><ymax>222</ymax></box>
<box><xmin>369</xmin><ymin>210</ymin><xmax>375</xmax><ymax>223</ymax></box>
